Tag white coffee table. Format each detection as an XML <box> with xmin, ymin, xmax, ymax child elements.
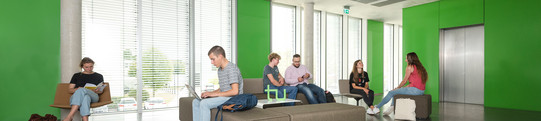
<box><xmin>255</xmin><ymin>99</ymin><xmax>302</xmax><ymax>109</ymax></box>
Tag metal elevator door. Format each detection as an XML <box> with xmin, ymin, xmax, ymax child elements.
<box><xmin>440</xmin><ymin>25</ymin><xmax>484</xmax><ymax>105</ymax></box>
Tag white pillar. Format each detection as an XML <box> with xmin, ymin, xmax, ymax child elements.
<box><xmin>61</xmin><ymin>0</ymin><xmax>82</xmax><ymax>83</ymax></box>
<box><xmin>61</xmin><ymin>0</ymin><xmax>82</xmax><ymax>120</ymax></box>
<box><xmin>302</xmin><ymin>2</ymin><xmax>314</xmax><ymax>83</ymax></box>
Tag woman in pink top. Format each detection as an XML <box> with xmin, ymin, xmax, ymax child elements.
<box><xmin>374</xmin><ymin>52</ymin><xmax>428</xmax><ymax>115</ymax></box>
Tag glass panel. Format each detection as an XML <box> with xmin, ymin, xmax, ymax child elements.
<box><xmin>195</xmin><ymin>0</ymin><xmax>232</xmax><ymax>95</ymax></box>
<box><xmin>313</xmin><ymin>11</ymin><xmax>321</xmax><ymax>86</ymax></box>
<box><xmin>325</xmin><ymin>13</ymin><xmax>342</xmax><ymax>93</ymax></box>
<box><xmin>82</xmin><ymin>0</ymin><xmax>139</xmax><ymax>115</ymax></box>
<box><xmin>383</xmin><ymin>24</ymin><xmax>394</xmax><ymax>92</ymax></box>
<box><xmin>271</xmin><ymin>4</ymin><xmax>296</xmax><ymax>74</ymax></box>
<box><xmin>347</xmin><ymin>17</ymin><xmax>362</xmax><ymax>79</ymax></box>
<box><xmin>83</xmin><ymin>0</ymin><xmax>232</xmax><ymax>120</ymax></box>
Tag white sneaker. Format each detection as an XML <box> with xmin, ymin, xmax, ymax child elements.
<box><xmin>372</xmin><ymin>107</ymin><xmax>380</xmax><ymax>114</ymax></box>
<box><xmin>383</xmin><ymin>106</ymin><xmax>394</xmax><ymax>115</ymax></box>
<box><xmin>366</xmin><ymin>108</ymin><xmax>375</xmax><ymax>114</ymax></box>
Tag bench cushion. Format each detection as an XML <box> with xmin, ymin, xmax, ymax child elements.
<box><xmin>211</xmin><ymin>108</ymin><xmax>290</xmax><ymax>121</ymax></box>
<box><xmin>266</xmin><ymin>103</ymin><xmax>365</xmax><ymax>121</ymax></box>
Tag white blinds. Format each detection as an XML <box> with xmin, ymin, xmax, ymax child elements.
<box><xmin>347</xmin><ymin>17</ymin><xmax>362</xmax><ymax>79</ymax></box>
<box><xmin>313</xmin><ymin>11</ymin><xmax>322</xmax><ymax>86</ymax></box>
<box><xmin>82</xmin><ymin>0</ymin><xmax>138</xmax><ymax>98</ymax></box>
<box><xmin>325</xmin><ymin>13</ymin><xmax>342</xmax><ymax>93</ymax></box>
<box><xmin>140</xmin><ymin>0</ymin><xmax>190</xmax><ymax>100</ymax></box>
<box><xmin>82</xmin><ymin>0</ymin><xmax>232</xmax><ymax>116</ymax></box>
<box><xmin>271</xmin><ymin>4</ymin><xmax>296</xmax><ymax>73</ymax></box>
<box><xmin>195</xmin><ymin>0</ymin><xmax>232</xmax><ymax>92</ymax></box>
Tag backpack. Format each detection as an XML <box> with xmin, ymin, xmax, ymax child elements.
<box><xmin>215</xmin><ymin>94</ymin><xmax>258</xmax><ymax>121</ymax></box>
<box><xmin>325</xmin><ymin>91</ymin><xmax>336</xmax><ymax>103</ymax></box>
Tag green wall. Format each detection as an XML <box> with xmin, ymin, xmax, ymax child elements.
<box><xmin>403</xmin><ymin>1</ymin><xmax>440</xmax><ymax>102</ymax></box>
<box><xmin>237</xmin><ymin>0</ymin><xmax>271</xmax><ymax>78</ymax></box>
<box><xmin>367</xmin><ymin>20</ymin><xmax>383</xmax><ymax>94</ymax></box>
<box><xmin>484</xmin><ymin>0</ymin><xmax>541</xmax><ymax>112</ymax></box>
<box><xmin>439</xmin><ymin>0</ymin><xmax>484</xmax><ymax>28</ymax></box>
<box><xmin>404</xmin><ymin>0</ymin><xmax>541</xmax><ymax>111</ymax></box>
<box><xmin>0</xmin><ymin>0</ymin><xmax>60</xmax><ymax>120</ymax></box>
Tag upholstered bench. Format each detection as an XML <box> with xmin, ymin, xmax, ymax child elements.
<box><xmin>393</xmin><ymin>94</ymin><xmax>432</xmax><ymax>119</ymax></box>
<box><xmin>266</xmin><ymin>103</ymin><xmax>365</xmax><ymax>121</ymax></box>
<box><xmin>180</xmin><ymin>97</ymin><xmax>365</xmax><ymax>121</ymax></box>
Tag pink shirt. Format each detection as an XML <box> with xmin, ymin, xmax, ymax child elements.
<box><xmin>284</xmin><ymin>64</ymin><xmax>312</xmax><ymax>86</ymax></box>
<box><xmin>409</xmin><ymin>66</ymin><xmax>426</xmax><ymax>91</ymax></box>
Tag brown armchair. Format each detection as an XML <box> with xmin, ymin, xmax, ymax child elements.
<box><xmin>50</xmin><ymin>83</ymin><xmax>113</xmax><ymax>109</ymax></box>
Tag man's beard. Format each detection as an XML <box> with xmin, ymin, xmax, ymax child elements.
<box><xmin>294</xmin><ymin>64</ymin><xmax>300</xmax><ymax>68</ymax></box>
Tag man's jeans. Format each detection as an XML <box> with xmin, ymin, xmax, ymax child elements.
<box><xmin>192</xmin><ymin>97</ymin><xmax>231</xmax><ymax>121</ymax></box>
<box><xmin>296</xmin><ymin>83</ymin><xmax>326</xmax><ymax>104</ymax></box>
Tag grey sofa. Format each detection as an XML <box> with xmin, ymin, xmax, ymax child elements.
<box><xmin>179</xmin><ymin>78</ymin><xmax>366</xmax><ymax>121</ymax></box>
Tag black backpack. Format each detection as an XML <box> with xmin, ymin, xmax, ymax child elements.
<box><xmin>215</xmin><ymin>94</ymin><xmax>258</xmax><ymax>121</ymax></box>
<box><xmin>325</xmin><ymin>91</ymin><xmax>336</xmax><ymax>103</ymax></box>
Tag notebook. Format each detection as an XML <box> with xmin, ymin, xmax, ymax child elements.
<box><xmin>185</xmin><ymin>84</ymin><xmax>202</xmax><ymax>100</ymax></box>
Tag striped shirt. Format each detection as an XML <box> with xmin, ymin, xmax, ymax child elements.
<box><xmin>218</xmin><ymin>62</ymin><xmax>244</xmax><ymax>94</ymax></box>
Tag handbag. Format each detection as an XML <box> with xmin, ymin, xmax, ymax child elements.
<box><xmin>28</xmin><ymin>114</ymin><xmax>57</xmax><ymax>121</ymax></box>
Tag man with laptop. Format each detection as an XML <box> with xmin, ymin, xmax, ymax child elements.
<box><xmin>192</xmin><ymin>45</ymin><xmax>244</xmax><ymax>121</ymax></box>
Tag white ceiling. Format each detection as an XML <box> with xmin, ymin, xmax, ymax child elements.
<box><xmin>271</xmin><ymin>0</ymin><xmax>438</xmax><ymax>25</ymax></box>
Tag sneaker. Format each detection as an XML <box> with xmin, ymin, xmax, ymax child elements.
<box><xmin>383</xmin><ymin>106</ymin><xmax>394</xmax><ymax>115</ymax></box>
<box><xmin>372</xmin><ymin>107</ymin><xmax>380</xmax><ymax>114</ymax></box>
<box><xmin>366</xmin><ymin>108</ymin><xmax>374</xmax><ymax>115</ymax></box>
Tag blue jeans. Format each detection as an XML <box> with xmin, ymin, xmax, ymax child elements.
<box><xmin>297</xmin><ymin>83</ymin><xmax>326</xmax><ymax>104</ymax></box>
<box><xmin>376</xmin><ymin>87</ymin><xmax>424</xmax><ymax>108</ymax></box>
<box><xmin>70</xmin><ymin>88</ymin><xmax>99</xmax><ymax>116</ymax></box>
<box><xmin>192</xmin><ymin>97</ymin><xmax>231</xmax><ymax>121</ymax></box>
<box><xmin>264</xmin><ymin>85</ymin><xmax>298</xmax><ymax>106</ymax></box>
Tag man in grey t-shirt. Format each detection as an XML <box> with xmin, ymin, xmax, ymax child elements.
<box><xmin>192</xmin><ymin>46</ymin><xmax>243</xmax><ymax>121</ymax></box>
<box><xmin>263</xmin><ymin>53</ymin><xmax>297</xmax><ymax>106</ymax></box>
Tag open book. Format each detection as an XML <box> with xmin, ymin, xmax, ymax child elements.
<box><xmin>84</xmin><ymin>82</ymin><xmax>107</xmax><ymax>92</ymax></box>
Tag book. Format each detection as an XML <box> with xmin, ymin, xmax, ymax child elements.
<box><xmin>84</xmin><ymin>82</ymin><xmax>107</xmax><ymax>92</ymax></box>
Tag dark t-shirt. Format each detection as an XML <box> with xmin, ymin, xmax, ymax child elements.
<box><xmin>70</xmin><ymin>72</ymin><xmax>104</xmax><ymax>88</ymax></box>
<box><xmin>349</xmin><ymin>71</ymin><xmax>369</xmax><ymax>91</ymax></box>
<box><xmin>263</xmin><ymin>65</ymin><xmax>280</xmax><ymax>89</ymax></box>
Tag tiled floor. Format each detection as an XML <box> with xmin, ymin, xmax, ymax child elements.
<box><xmin>336</xmin><ymin>95</ymin><xmax>541</xmax><ymax>121</ymax></box>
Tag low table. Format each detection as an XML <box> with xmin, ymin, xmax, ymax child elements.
<box><xmin>255</xmin><ymin>99</ymin><xmax>302</xmax><ymax>109</ymax></box>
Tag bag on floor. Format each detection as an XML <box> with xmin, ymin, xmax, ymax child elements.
<box><xmin>325</xmin><ymin>91</ymin><xmax>336</xmax><ymax>103</ymax></box>
<box><xmin>395</xmin><ymin>98</ymin><xmax>416</xmax><ymax>121</ymax></box>
<box><xmin>28</xmin><ymin>114</ymin><xmax>57</xmax><ymax>121</ymax></box>
<box><xmin>215</xmin><ymin>94</ymin><xmax>258</xmax><ymax>121</ymax></box>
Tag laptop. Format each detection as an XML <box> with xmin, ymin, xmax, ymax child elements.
<box><xmin>185</xmin><ymin>84</ymin><xmax>202</xmax><ymax>100</ymax></box>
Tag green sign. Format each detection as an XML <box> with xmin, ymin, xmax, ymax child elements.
<box><xmin>344</xmin><ymin>9</ymin><xmax>349</xmax><ymax>14</ymax></box>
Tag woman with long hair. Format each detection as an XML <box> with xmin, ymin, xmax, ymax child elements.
<box><xmin>64</xmin><ymin>57</ymin><xmax>104</xmax><ymax>121</ymax></box>
<box><xmin>374</xmin><ymin>52</ymin><xmax>428</xmax><ymax>115</ymax></box>
<box><xmin>349</xmin><ymin>60</ymin><xmax>377</xmax><ymax>114</ymax></box>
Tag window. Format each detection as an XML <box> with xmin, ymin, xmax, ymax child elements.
<box><xmin>271</xmin><ymin>3</ymin><xmax>296</xmax><ymax>72</ymax></box>
<box><xmin>346</xmin><ymin>17</ymin><xmax>362</xmax><ymax>79</ymax></box>
<box><xmin>82</xmin><ymin>0</ymin><xmax>233</xmax><ymax>120</ymax></box>
<box><xmin>383</xmin><ymin>24</ymin><xmax>403</xmax><ymax>92</ymax></box>
<box><xmin>195</xmin><ymin>0</ymin><xmax>233</xmax><ymax>94</ymax></box>
<box><xmin>324</xmin><ymin>13</ymin><xmax>342</xmax><ymax>93</ymax></box>
<box><xmin>313</xmin><ymin>11</ymin><xmax>322</xmax><ymax>86</ymax></box>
